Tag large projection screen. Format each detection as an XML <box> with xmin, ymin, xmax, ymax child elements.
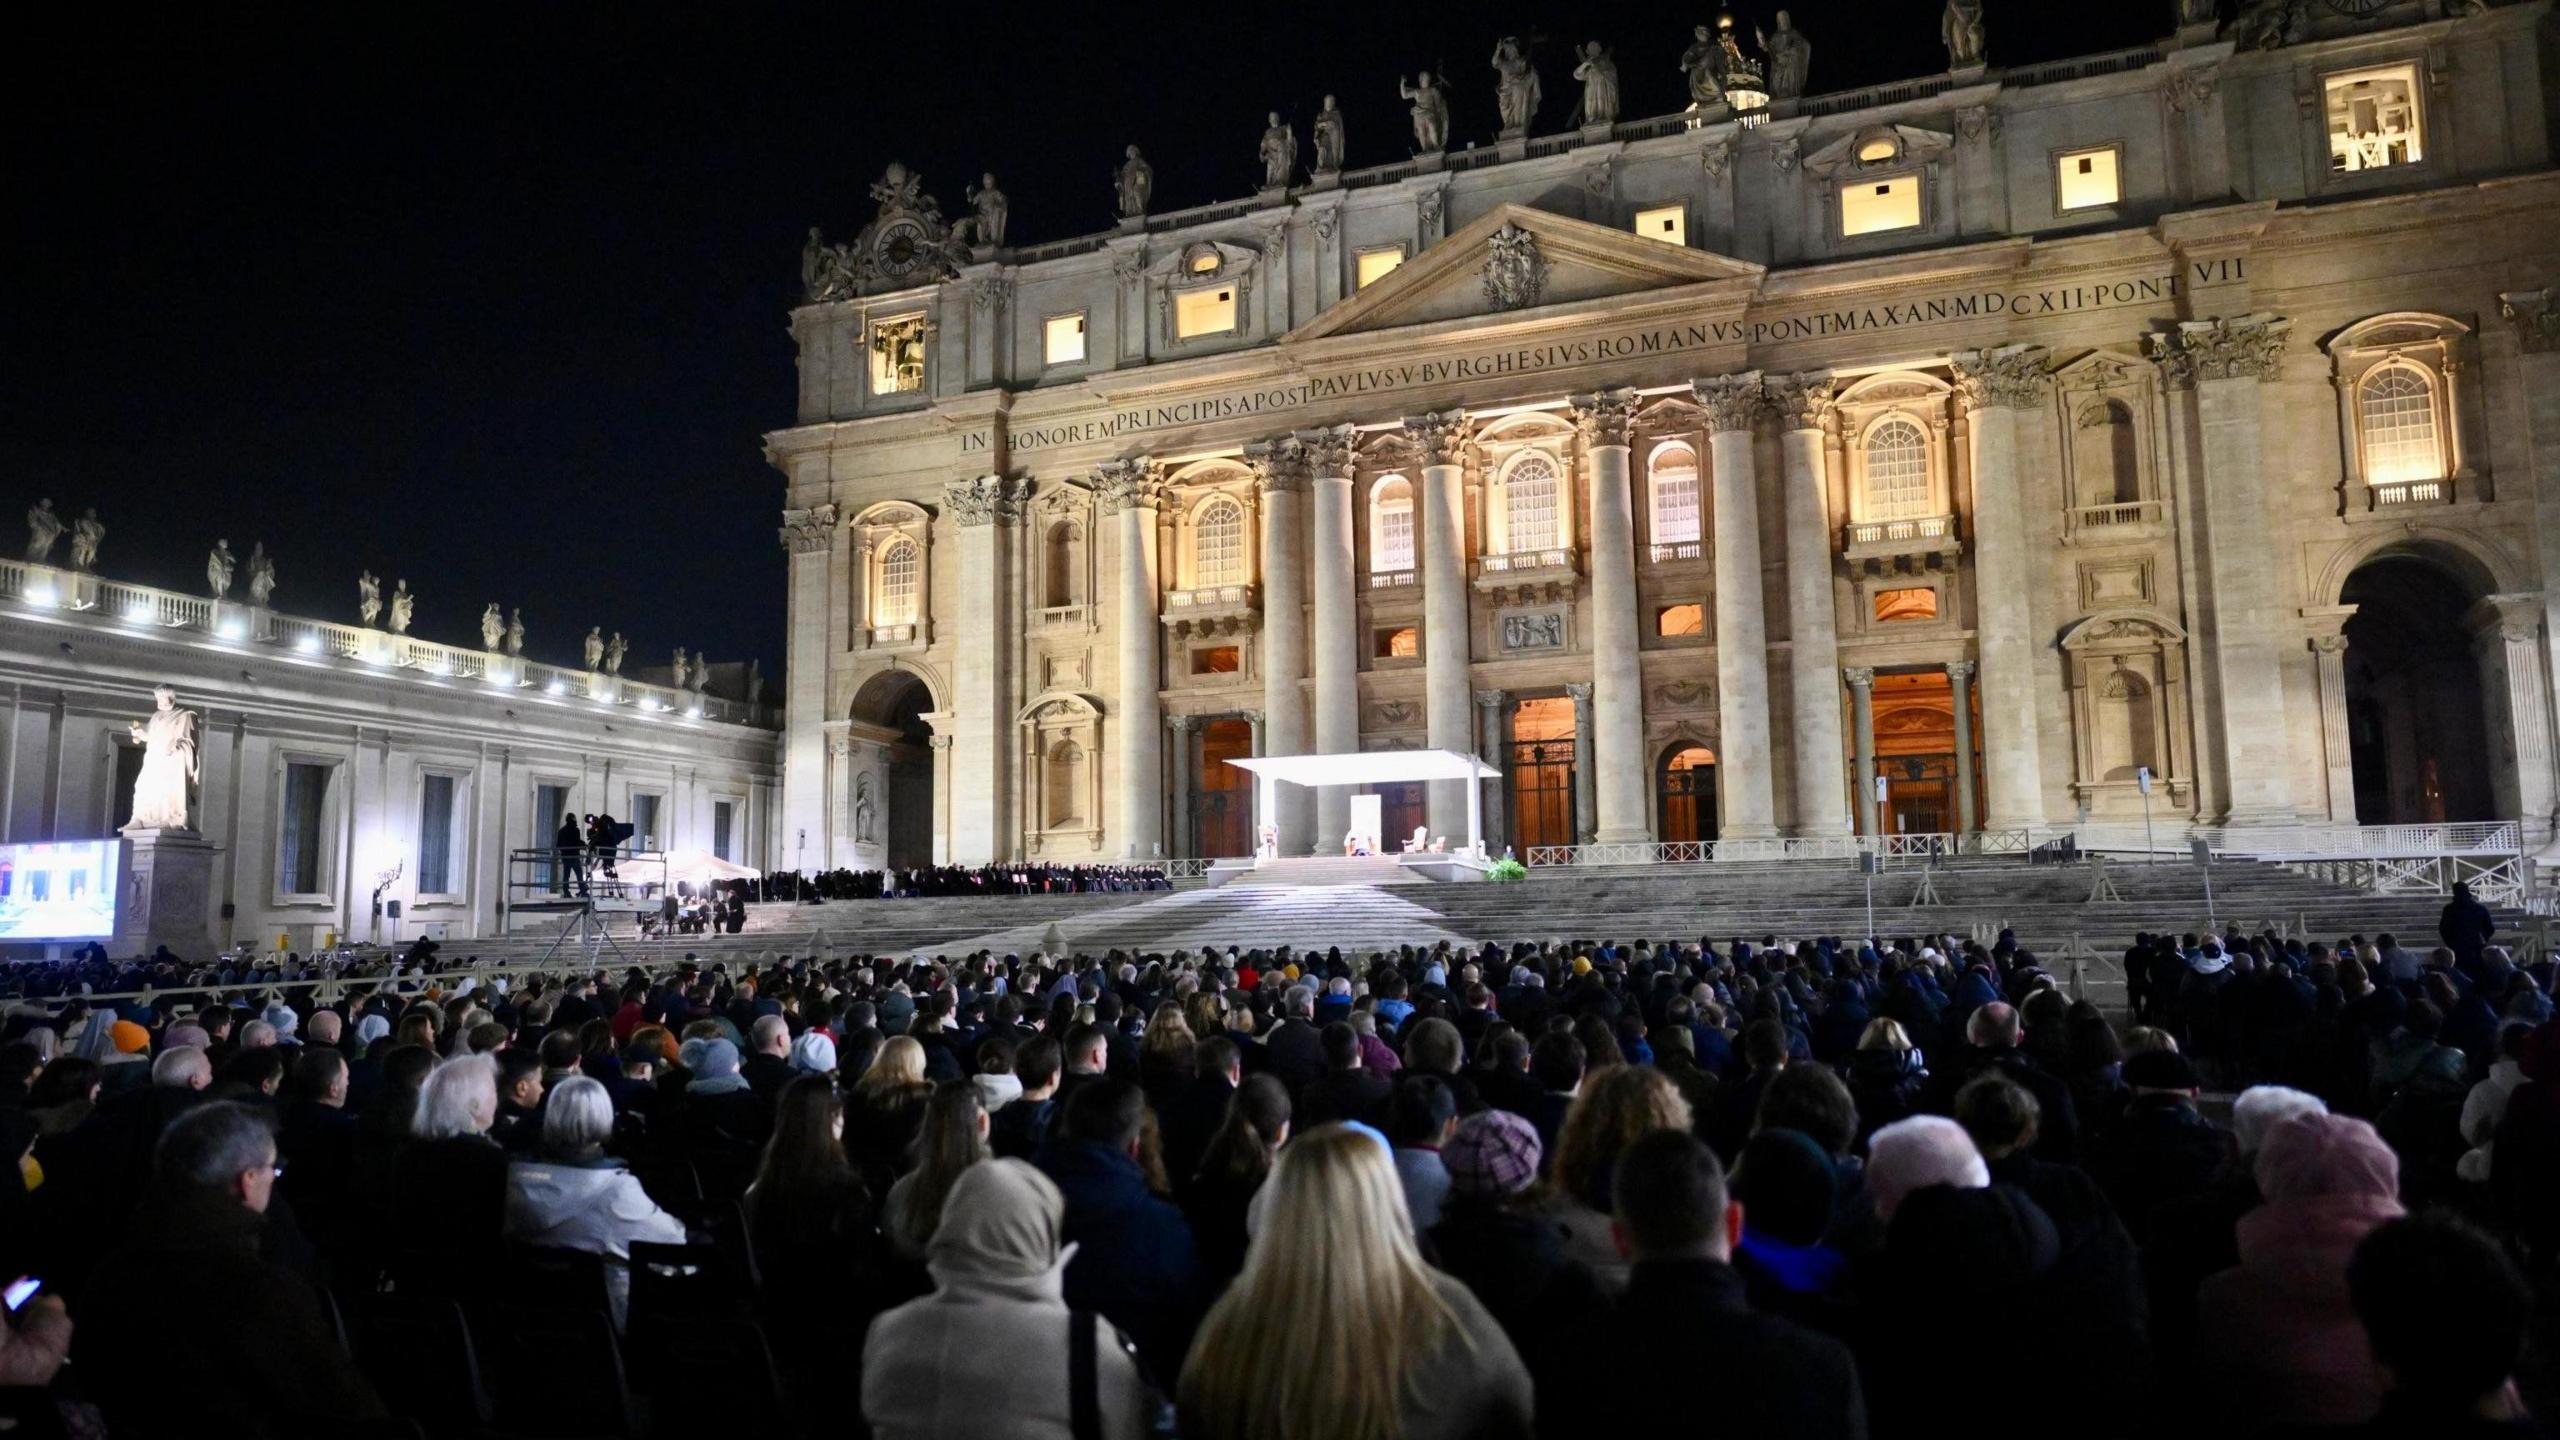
<box><xmin>0</xmin><ymin>841</ymin><xmax>120</xmax><ymax>940</ymax></box>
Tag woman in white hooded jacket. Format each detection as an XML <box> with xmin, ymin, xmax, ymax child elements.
<box><xmin>503</xmin><ymin>1076</ymin><xmax>686</xmax><ymax>1325</ymax></box>
<box><xmin>862</xmin><ymin>1158</ymin><xmax>1153</xmax><ymax>1439</ymax></box>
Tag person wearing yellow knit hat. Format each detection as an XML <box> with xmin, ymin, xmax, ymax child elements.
<box><xmin>1571</xmin><ymin>956</ymin><xmax>1593</xmax><ymax>977</ymax></box>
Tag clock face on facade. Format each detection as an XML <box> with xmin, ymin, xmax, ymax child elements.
<box><xmin>872</xmin><ymin>217</ymin><xmax>933</xmax><ymax>281</ymax></box>
<box><xmin>2326</xmin><ymin>0</ymin><xmax>2390</xmax><ymax>15</ymax></box>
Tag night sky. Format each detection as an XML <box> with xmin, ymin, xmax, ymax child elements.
<box><xmin>2</xmin><ymin>2</ymin><xmax>2161</xmax><ymax>678</ymax></box>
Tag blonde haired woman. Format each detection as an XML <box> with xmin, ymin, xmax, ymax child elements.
<box><xmin>1545</xmin><ymin>1064</ymin><xmax>1692</xmax><ymax>1287</ymax></box>
<box><xmin>847</xmin><ymin>1035</ymin><xmax>933</xmax><ymax>1193</ymax></box>
<box><xmin>1180</xmin><ymin>1125</ymin><xmax>1532</xmax><ymax>1440</ymax></box>
<box><xmin>1140</xmin><ymin>1002</ymin><xmax>1199</xmax><ymax>1104</ymax></box>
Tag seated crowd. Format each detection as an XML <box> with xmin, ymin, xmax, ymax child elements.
<box><xmin>0</xmin><ymin>917</ymin><xmax>2551</xmax><ymax>1438</ymax></box>
<box><xmin>761</xmin><ymin>863</ymin><xmax>1175</xmax><ymax>902</ymax></box>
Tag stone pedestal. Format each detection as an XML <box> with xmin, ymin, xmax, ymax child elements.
<box><xmin>114</xmin><ymin>827</ymin><xmax>222</xmax><ymax>959</ymax></box>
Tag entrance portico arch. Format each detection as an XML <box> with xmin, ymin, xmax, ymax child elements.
<box><xmin>847</xmin><ymin>667</ymin><xmax>940</xmax><ymax>870</ymax></box>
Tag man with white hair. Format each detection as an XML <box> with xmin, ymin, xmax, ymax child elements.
<box><xmin>1260</xmin><ymin>985</ymin><xmax>1325</xmax><ymax>1093</ymax></box>
<box><xmin>1865</xmin><ymin>1115</ymin><xmax>1989</xmax><ymax>1222</ymax></box>
<box><xmin>742</xmin><ymin>1012</ymin><xmax>794</xmax><ymax>1098</ymax></box>
<box><xmin>1920</xmin><ymin>1000</ymin><xmax>2080</xmax><ymax>1163</ymax></box>
<box><xmin>236</xmin><ymin>1018</ymin><xmax>278</xmax><ymax>1051</ymax></box>
<box><xmin>152</xmin><ymin>1045</ymin><xmax>213</xmax><ymax>1093</ymax></box>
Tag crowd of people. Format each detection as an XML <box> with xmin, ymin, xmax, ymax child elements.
<box><xmin>0</xmin><ymin>900</ymin><xmax>2550</xmax><ymax>1437</ymax></box>
<box><xmin>762</xmin><ymin>863</ymin><xmax>1176</xmax><ymax>901</ymax></box>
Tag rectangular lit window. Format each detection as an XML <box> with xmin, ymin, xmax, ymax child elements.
<box><xmin>2056</xmin><ymin>146</ymin><xmax>2121</xmax><ymax>211</ymax></box>
<box><xmin>1841</xmin><ymin>174</ymin><xmax>1922</xmax><ymax>237</ymax></box>
<box><xmin>1174</xmin><ymin>286</ymin><xmax>1238</xmax><ymax>339</ymax></box>
<box><xmin>1656</xmin><ymin>604</ymin><xmax>1705</xmax><ymax>638</ymax></box>
<box><xmin>868</xmin><ymin>314</ymin><xmax>928</xmax><ymax>395</ymax></box>
<box><xmin>1634</xmin><ymin>205</ymin><xmax>1688</xmax><ymax>247</ymax></box>
<box><xmin>1043</xmin><ymin>312</ymin><xmax>1087</xmax><ymax>366</ymax></box>
<box><xmin>1191</xmin><ymin>645</ymin><xmax>1242</xmax><ymax>675</ymax></box>
<box><xmin>2326</xmin><ymin>64</ymin><xmax>2423</xmax><ymax>174</ymax></box>
<box><xmin>1374</xmin><ymin>626</ymin><xmax>1420</xmax><ymax>659</ymax></box>
<box><xmin>1874</xmin><ymin>587</ymin><xmax>1940</xmax><ymax>623</ymax></box>
<box><xmin>1355</xmin><ymin>248</ymin><xmax>1406</xmax><ymax>289</ymax></box>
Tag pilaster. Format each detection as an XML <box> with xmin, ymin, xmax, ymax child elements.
<box><xmin>1951</xmin><ymin>345</ymin><xmax>2051</xmax><ymax>830</ymax></box>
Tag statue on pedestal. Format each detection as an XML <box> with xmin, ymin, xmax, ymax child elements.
<box><xmin>855</xmin><ymin>773</ymin><xmax>877</xmax><ymax>844</ymax></box>
<box><xmin>747</xmin><ymin>658</ymin><xmax>766</xmax><ymax>707</ymax></box>
<box><xmin>246</xmin><ymin>543</ymin><xmax>275</xmax><ymax>606</ymax></box>
<box><xmin>693</xmin><ymin>654</ymin><xmax>713</xmax><ymax>694</ymax></box>
<box><xmin>583</xmin><ymin>626</ymin><xmax>605</xmax><ymax>670</ymax></box>
<box><xmin>1680</xmin><ymin>23</ymin><xmax>1727</xmax><ymax>107</ymax></box>
<box><xmin>672</xmin><ymin>647</ymin><xmax>690</xmax><ymax>690</ymax></box>
<box><xmin>126</xmin><ymin>685</ymin><xmax>199</xmax><ymax>831</ymax></box>
<box><xmin>387</xmin><ymin>580</ymin><xmax>413</xmax><ymax>636</ymax></box>
<box><xmin>1572</xmin><ymin>42</ymin><xmax>1620</xmax><ymax>126</ymax></box>
<box><xmin>1399</xmin><ymin>72</ymin><xmax>1450</xmax><ymax>153</ymax></box>
<box><xmin>1258</xmin><ymin>112</ymin><xmax>1298</xmax><ymax>189</ymax></box>
<box><xmin>480</xmin><ymin>604</ymin><xmax>504</xmax><ymax>650</ymax></box>
<box><xmin>358</xmin><ymin>571</ymin><xmax>382</xmax><ymax>627</ymax></box>
<box><xmin>1762</xmin><ymin>11</ymin><xmax>1812</xmax><ymax>99</ymax></box>
<box><xmin>1312</xmin><ymin>95</ymin><xmax>1346</xmax><ymax>172</ymax></box>
<box><xmin>1943</xmin><ymin>0</ymin><xmax>1987</xmax><ymax>68</ymax></box>
<box><xmin>505</xmin><ymin>608</ymin><xmax>525</xmax><ymax>657</ymax></box>
<box><xmin>963</xmin><ymin>174</ymin><xmax>1009</xmax><ymax>248</ymax></box>
<box><xmin>1491</xmin><ymin>38</ymin><xmax>1540</xmax><ymax>135</ymax></box>
<box><xmin>68</xmin><ymin>509</ymin><xmax>102</xmax><ymax>571</ymax></box>
<box><xmin>605</xmin><ymin>632</ymin><xmax>626</xmax><ymax>675</ymax></box>
<box><xmin>205</xmin><ymin>539</ymin><xmax>235</xmax><ymax>599</ymax></box>
<box><xmin>23</xmin><ymin>500</ymin><xmax>60</xmax><ymax>564</ymax></box>
<box><xmin>1115</xmin><ymin>146</ymin><xmax>1153</xmax><ymax>219</ymax></box>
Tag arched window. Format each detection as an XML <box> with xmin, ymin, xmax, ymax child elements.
<box><xmin>1861</xmin><ymin>417</ymin><xmax>1931</xmax><ymax>522</ymax></box>
<box><xmin>2076</xmin><ymin>400</ymin><xmax>2140</xmax><ymax>508</ymax></box>
<box><xmin>873</xmin><ymin>537</ymin><xmax>920</xmax><ymax>627</ymax></box>
<box><xmin>1045</xmin><ymin>739</ymin><xmax>1086</xmax><ymax>824</ymax></box>
<box><xmin>1503</xmin><ymin>452</ymin><xmax>1561</xmax><ymax>553</ymax></box>
<box><xmin>1649</xmin><ymin>444</ymin><xmax>1701</xmax><ymax>549</ymax></box>
<box><xmin>2358</xmin><ymin>363</ymin><xmax>2444</xmax><ymax>485</ymax></box>
<box><xmin>1043</xmin><ymin>521</ymin><xmax>1080</xmax><ymax>608</ymax></box>
<box><xmin>1194</xmin><ymin>496</ymin><xmax>1247</xmax><ymax>588</ymax></box>
<box><xmin>1371</xmin><ymin>477</ymin><xmax>1415</xmax><ymax>573</ymax></box>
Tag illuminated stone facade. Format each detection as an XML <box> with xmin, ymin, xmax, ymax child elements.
<box><xmin>772</xmin><ymin>4</ymin><xmax>2560</xmax><ymax>866</ymax></box>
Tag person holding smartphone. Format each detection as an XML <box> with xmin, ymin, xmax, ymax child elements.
<box><xmin>0</xmin><ymin>1277</ymin><xmax>73</xmax><ymax>1389</ymax></box>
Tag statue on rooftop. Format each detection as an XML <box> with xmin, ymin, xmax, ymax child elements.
<box><xmin>24</xmin><ymin>499</ymin><xmax>60</xmax><ymax>565</ymax></box>
<box><xmin>68</xmin><ymin>509</ymin><xmax>102</xmax><ymax>571</ymax></box>
<box><xmin>245</xmin><ymin>543</ymin><xmax>275</xmax><ymax>606</ymax></box>
<box><xmin>672</xmin><ymin>647</ymin><xmax>690</xmax><ymax>690</ymax></box>
<box><xmin>1258</xmin><ymin>112</ymin><xmax>1298</xmax><ymax>189</ymax></box>
<box><xmin>1943</xmin><ymin>0</ymin><xmax>1987</xmax><ymax>69</ymax></box>
<box><xmin>358</xmin><ymin>571</ymin><xmax>382</xmax><ymax>627</ymax></box>
<box><xmin>963</xmin><ymin>173</ymin><xmax>1009</xmax><ymax>248</ymax></box>
<box><xmin>1312</xmin><ymin>95</ymin><xmax>1346</xmax><ymax>172</ymax></box>
<box><xmin>387</xmin><ymin>580</ymin><xmax>413</xmax><ymax>635</ymax></box>
<box><xmin>583</xmin><ymin>626</ymin><xmax>605</xmax><ymax>670</ymax></box>
<box><xmin>1115</xmin><ymin>146</ymin><xmax>1153</xmax><ymax>219</ymax></box>
<box><xmin>1399</xmin><ymin>72</ymin><xmax>1450</xmax><ymax>153</ymax></box>
<box><xmin>1762</xmin><ymin>11</ymin><xmax>1811</xmax><ymax>99</ymax></box>
<box><xmin>1679</xmin><ymin>23</ymin><xmax>1727</xmax><ymax>107</ymax></box>
<box><xmin>506</xmin><ymin>607</ymin><xmax>525</xmax><ymax>657</ymax></box>
<box><xmin>800</xmin><ymin>227</ymin><xmax>857</xmax><ymax>303</ymax></box>
<box><xmin>480</xmin><ymin>604</ymin><xmax>503</xmax><ymax>650</ymax></box>
<box><xmin>206</xmin><ymin>539</ymin><xmax>235</xmax><ymax>599</ymax></box>
<box><xmin>605</xmin><ymin>631</ymin><xmax>626</xmax><ymax>675</ymax></box>
<box><xmin>1491</xmin><ymin>37</ymin><xmax>1541</xmax><ymax>137</ymax></box>
<box><xmin>1572</xmin><ymin>43</ymin><xmax>1620</xmax><ymax>126</ymax></box>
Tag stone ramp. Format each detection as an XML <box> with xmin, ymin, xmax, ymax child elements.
<box><xmin>932</xmin><ymin>882</ymin><xmax>1479</xmax><ymax>958</ymax></box>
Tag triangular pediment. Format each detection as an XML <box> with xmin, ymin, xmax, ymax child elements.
<box><xmin>1286</xmin><ymin>203</ymin><xmax>1764</xmax><ymax>343</ymax></box>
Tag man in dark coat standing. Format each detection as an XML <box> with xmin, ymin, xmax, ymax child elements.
<box><xmin>1033</xmin><ymin>1080</ymin><xmax>1205</xmax><ymax>1383</ymax></box>
<box><xmin>2437</xmin><ymin>881</ymin><xmax>2496</xmax><ymax>978</ymax></box>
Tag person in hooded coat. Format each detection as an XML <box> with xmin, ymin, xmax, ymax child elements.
<box><xmin>862</xmin><ymin>1158</ymin><xmax>1152</xmax><ymax>1439</ymax></box>
<box><xmin>2192</xmin><ymin>1111</ymin><xmax>2405</xmax><ymax>1435</ymax></box>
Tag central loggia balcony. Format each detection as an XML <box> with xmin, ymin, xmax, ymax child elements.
<box><xmin>1842</xmin><ymin>512</ymin><xmax>1962</xmax><ymax>574</ymax></box>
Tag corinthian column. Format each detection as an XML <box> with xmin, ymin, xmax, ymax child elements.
<box><xmin>2148</xmin><ymin>316</ymin><xmax>2296</xmax><ymax>825</ymax></box>
<box><xmin>1304</xmin><ymin>426</ymin><xmax>1360</xmax><ymax>846</ymax></box>
<box><xmin>1951</xmin><ymin>346</ymin><xmax>2051</xmax><ymax>831</ymax></box>
<box><xmin>1698</xmin><ymin>373</ymin><xmax>1775</xmax><ymax>839</ymax></box>
<box><xmin>1248</xmin><ymin>438</ymin><xmax>1312</xmax><ymax>855</ymax></box>
<box><xmin>1097</xmin><ymin>459</ymin><xmax>1167</xmax><ymax>859</ymax></box>
<box><xmin>942</xmin><ymin>473</ymin><xmax>1034</xmax><ymax>863</ymax></box>
<box><xmin>1573</xmin><ymin>389</ymin><xmax>1648</xmax><ymax>842</ymax></box>
<box><xmin>1405</xmin><ymin>410</ymin><xmax>1474</xmax><ymax>837</ymax></box>
<box><xmin>1767</xmin><ymin>372</ymin><xmax>1848</xmax><ymax>836</ymax></box>
<box><xmin>777</xmin><ymin>504</ymin><xmax>839</xmax><ymax>884</ymax></box>
<box><xmin>1947</xmin><ymin>659</ymin><xmax>1980</xmax><ymax>834</ymax></box>
<box><xmin>1846</xmin><ymin>667</ymin><xmax>1879</xmax><ymax>836</ymax></box>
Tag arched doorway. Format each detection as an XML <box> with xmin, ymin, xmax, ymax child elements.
<box><xmin>1658</xmin><ymin>745</ymin><xmax>1719</xmax><ymax>843</ymax></box>
<box><xmin>852</xmin><ymin>671</ymin><xmax>938</xmax><ymax>870</ymax></box>
<box><xmin>1192</xmin><ymin>718</ymin><xmax>1255</xmax><ymax>858</ymax></box>
<box><xmin>1508</xmin><ymin>696</ymin><xmax>1578</xmax><ymax>851</ymax></box>
<box><xmin>2341</xmin><ymin>554</ymin><xmax>2495</xmax><ymax>824</ymax></box>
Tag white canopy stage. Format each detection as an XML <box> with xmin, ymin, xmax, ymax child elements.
<box><xmin>1227</xmin><ymin>749</ymin><xmax>1502</xmax><ymax>859</ymax></box>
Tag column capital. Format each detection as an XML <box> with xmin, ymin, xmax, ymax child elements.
<box><xmin>2143</xmin><ymin>314</ymin><xmax>2289</xmax><ymax>387</ymax></box>
<box><xmin>944</xmin><ymin>474</ymin><xmax>1035</xmax><ymax>527</ymax></box>
<box><xmin>1692</xmin><ymin>372</ymin><xmax>1766</xmax><ymax>433</ymax></box>
<box><xmin>1242</xmin><ymin>709</ymin><xmax>1266</xmax><ymax>724</ymax></box>
<box><xmin>1943</xmin><ymin>658</ymin><xmax>1975</xmax><ymax>683</ymax></box>
<box><xmin>778</xmin><ymin>502</ymin><xmax>839</xmax><ymax>554</ymax></box>
<box><xmin>1296</xmin><ymin>424</ymin><xmax>1359</xmax><ymax>477</ymax></box>
<box><xmin>2467</xmin><ymin>591</ymin><xmax>2547</xmax><ymax>644</ymax></box>
<box><xmin>1568</xmin><ymin>388</ymin><xmax>1640</xmax><ymax>449</ymax></box>
<box><xmin>1950</xmin><ymin>345</ymin><xmax>2052</xmax><ymax>409</ymax></box>
<box><xmin>1564</xmin><ymin>681</ymin><xmax>1594</xmax><ymax>702</ymax></box>
<box><xmin>1243</xmin><ymin>437</ymin><xmax>1312</xmax><ymax>493</ymax></box>
<box><xmin>1093</xmin><ymin>457</ymin><xmax>1168</xmax><ymax>514</ymax></box>
<box><xmin>1762</xmin><ymin>372</ymin><xmax>1837</xmax><ymax>431</ymax></box>
<box><xmin>1474</xmin><ymin>688</ymin><xmax>1508</xmax><ymax>710</ymax></box>
<box><xmin>2309</xmin><ymin>633</ymin><xmax>2349</xmax><ymax>656</ymax></box>
<box><xmin>2499</xmin><ymin>289</ymin><xmax>2560</xmax><ymax>354</ymax></box>
<box><xmin>1167</xmin><ymin>713</ymin><xmax>1197</xmax><ymax>733</ymax></box>
<box><xmin>928</xmin><ymin>735</ymin><xmax>954</xmax><ymax>751</ymax></box>
<box><xmin>1400</xmin><ymin>411</ymin><xmax>1473</xmax><ymax>466</ymax></box>
<box><xmin>1843</xmin><ymin>665</ymin><xmax>1877</xmax><ymax>687</ymax></box>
